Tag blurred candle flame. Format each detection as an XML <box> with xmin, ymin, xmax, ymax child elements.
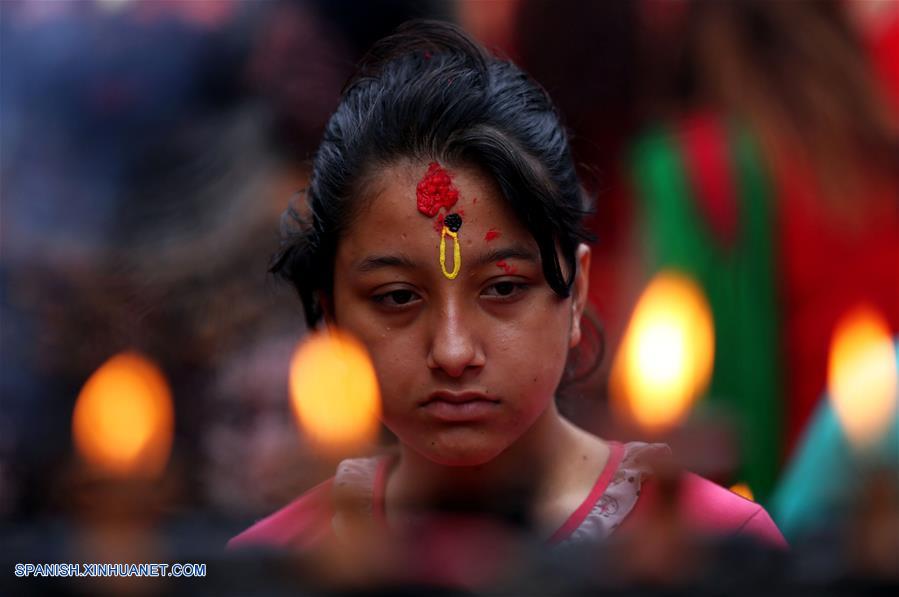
<box><xmin>289</xmin><ymin>329</ymin><xmax>381</xmax><ymax>454</ymax></box>
<box><xmin>827</xmin><ymin>305</ymin><xmax>898</xmax><ymax>450</ymax></box>
<box><xmin>72</xmin><ymin>352</ymin><xmax>174</xmax><ymax>478</ymax></box>
<box><xmin>611</xmin><ymin>271</ymin><xmax>715</xmax><ymax>433</ymax></box>
<box><xmin>729</xmin><ymin>483</ymin><xmax>754</xmax><ymax>501</ymax></box>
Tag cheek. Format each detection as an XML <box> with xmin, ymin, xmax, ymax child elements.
<box><xmin>363</xmin><ymin>331</ymin><xmax>425</xmax><ymax>414</ymax></box>
<box><xmin>503</xmin><ymin>301</ymin><xmax>571</xmax><ymax>360</ymax></box>
<box><xmin>329</xmin><ymin>290</ymin><xmax>420</xmax><ymax>402</ymax></box>
<box><xmin>370</xmin><ymin>346</ymin><xmax>413</xmax><ymax>388</ymax></box>
<box><xmin>526</xmin><ymin>308</ymin><xmax>571</xmax><ymax>375</ymax></box>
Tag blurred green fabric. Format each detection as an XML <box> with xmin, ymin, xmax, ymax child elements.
<box><xmin>630</xmin><ymin>118</ymin><xmax>782</xmax><ymax>504</ymax></box>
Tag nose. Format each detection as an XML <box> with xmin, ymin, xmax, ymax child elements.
<box><xmin>426</xmin><ymin>302</ymin><xmax>485</xmax><ymax>378</ymax></box>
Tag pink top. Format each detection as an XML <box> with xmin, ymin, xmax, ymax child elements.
<box><xmin>547</xmin><ymin>440</ymin><xmax>625</xmax><ymax>543</ymax></box>
<box><xmin>228</xmin><ymin>441</ymin><xmax>786</xmax><ymax>551</ymax></box>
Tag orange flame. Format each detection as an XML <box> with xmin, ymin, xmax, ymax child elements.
<box><xmin>827</xmin><ymin>305</ymin><xmax>897</xmax><ymax>449</ymax></box>
<box><xmin>611</xmin><ymin>271</ymin><xmax>715</xmax><ymax>433</ymax></box>
<box><xmin>72</xmin><ymin>352</ymin><xmax>174</xmax><ymax>478</ymax></box>
<box><xmin>729</xmin><ymin>483</ymin><xmax>754</xmax><ymax>501</ymax></box>
<box><xmin>289</xmin><ymin>329</ymin><xmax>381</xmax><ymax>454</ymax></box>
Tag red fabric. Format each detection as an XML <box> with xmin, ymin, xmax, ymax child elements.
<box><xmin>776</xmin><ymin>7</ymin><xmax>899</xmax><ymax>457</ymax></box>
<box><xmin>679</xmin><ymin>113</ymin><xmax>740</xmax><ymax>247</ymax></box>
<box><xmin>865</xmin><ymin>8</ymin><xmax>899</xmax><ymax>113</ymax></box>
<box><xmin>620</xmin><ymin>472</ymin><xmax>787</xmax><ymax>549</ymax></box>
<box><xmin>226</xmin><ymin>479</ymin><xmax>335</xmax><ymax>550</ymax></box>
<box><xmin>371</xmin><ymin>456</ymin><xmax>391</xmax><ymax>528</ymax></box>
<box><xmin>776</xmin><ymin>160</ymin><xmax>899</xmax><ymax>457</ymax></box>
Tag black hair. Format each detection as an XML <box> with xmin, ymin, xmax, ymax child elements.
<box><xmin>271</xmin><ymin>20</ymin><xmax>593</xmax><ymax>327</ymax></box>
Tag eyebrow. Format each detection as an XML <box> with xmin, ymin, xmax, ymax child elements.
<box><xmin>472</xmin><ymin>245</ymin><xmax>539</xmax><ymax>268</ymax></box>
<box><xmin>355</xmin><ymin>253</ymin><xmax>419</xmax><ymax>272</ymax></box>
<box><xmin>354</xmin><ymin>244</ymin><xmax>540</xmax><ymax>274</ymax></box>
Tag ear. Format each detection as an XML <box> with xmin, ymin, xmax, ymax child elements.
<box><xmin>569</xmin><ymin>244</ymin><xmax>591</xmax><ymax>349</ymax></box>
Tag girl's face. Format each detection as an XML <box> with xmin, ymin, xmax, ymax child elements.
<box><xmin>330</xmin><ymin>160</ymin><xmax>590</xmax><ymax>466</ymax></box>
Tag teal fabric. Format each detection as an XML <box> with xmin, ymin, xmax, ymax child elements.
<box><xmin>770</xmin><ymin>339</ymin><xmax>899</xmax><ymax>541</ymax></box>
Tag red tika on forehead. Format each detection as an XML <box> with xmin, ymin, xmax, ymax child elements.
<box><xmin>484</xmin><ymin>228</ymin><xmax>501</xmax><ymax>242</ymax></box>
<box><xmin>417</xmin><ymin>162</ymin><xmax>460</xmax><ymax>218</ymax></box>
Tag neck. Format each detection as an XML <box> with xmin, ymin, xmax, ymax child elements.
<box><xmin>386</xmin><ymin>401</ymin><xmax>605</xmax><ymax>530</ymax></box>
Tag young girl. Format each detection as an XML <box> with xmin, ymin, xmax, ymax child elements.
<box><xmin>229</xmin><ymin>20</ymin><xmax>785</xmax><ymax>576</ymax></box>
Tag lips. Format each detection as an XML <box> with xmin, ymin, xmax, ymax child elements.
<box><xmin>420</xmin><ymin>391</ymin><xmax>501</xmax><ymax>422</ymax></box>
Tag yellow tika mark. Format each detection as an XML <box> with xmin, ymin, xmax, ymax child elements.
<box><xmin>440</xmin><ymin>226</ymin><xmax>461</xmax><ymax>280</ymax></box>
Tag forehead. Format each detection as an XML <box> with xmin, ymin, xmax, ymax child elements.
<box><xmin>342</xmin><ymin>160</ymin><xmax>534</xmax><ymax>252</ymax></box>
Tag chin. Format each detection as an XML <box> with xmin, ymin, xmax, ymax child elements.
<box><xmin>412</xmin><ymin>432</ymin><xmax>508</xmax><ymax>467</ymax></box>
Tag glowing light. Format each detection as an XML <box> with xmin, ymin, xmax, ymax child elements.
<box><xmin>289</xmin><ymin>330</ymin><xmax>381</xmax><ymax>453</ymax></box>
<box><xmin>611</xmin><ymin>271</ymin><xmax>715</xmax><ymax>432</ymax></box>
<box><xmin>827</xmin><ymin>305</ymin><xmax>897</xmax><ymax>449</ymax></box>
<box><xmin>729</xmin><ymin>483</ymin><xmax>754</xmax><ymax>501</ymax></box>
<box><xmin>72</xmin><ymin>352</ymin><xmax>174</xmax><ymax>478</ymax></box>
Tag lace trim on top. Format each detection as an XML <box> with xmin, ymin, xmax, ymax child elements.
<box><xmin>554</xmin><ymin>441</ymin><xmax>671</xmax><ymax>547</ymax></box>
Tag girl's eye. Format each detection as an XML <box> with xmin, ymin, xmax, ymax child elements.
<box><xmin>482</xmin><ymin>281</ymin><xmax>528</xmax><ymax>300</ymax></box>
<box><xmin>372</xmin><ymin>288</ymin><xmax>421</xmax><ymax>308</ymax></box>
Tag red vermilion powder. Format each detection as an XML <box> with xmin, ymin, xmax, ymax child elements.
<box><xmin>417</xmin><ymin>162</ymin><xmax>459</xmax><ymax>218</ymax></box>
<box><xmin>496</xmin><ymin>260</ymin><xmax>517</xmax><ymax>275</ymax></box>
<box><xmin>484</xmin><ymin>228</ymin><xmax>501</xmax><ymax>242</ymax></box>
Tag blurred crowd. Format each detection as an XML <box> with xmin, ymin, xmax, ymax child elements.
<box><xmin>1</xmin><ymin>0</ymin><xmax>897</xmax><ymax>592</ymax></box>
